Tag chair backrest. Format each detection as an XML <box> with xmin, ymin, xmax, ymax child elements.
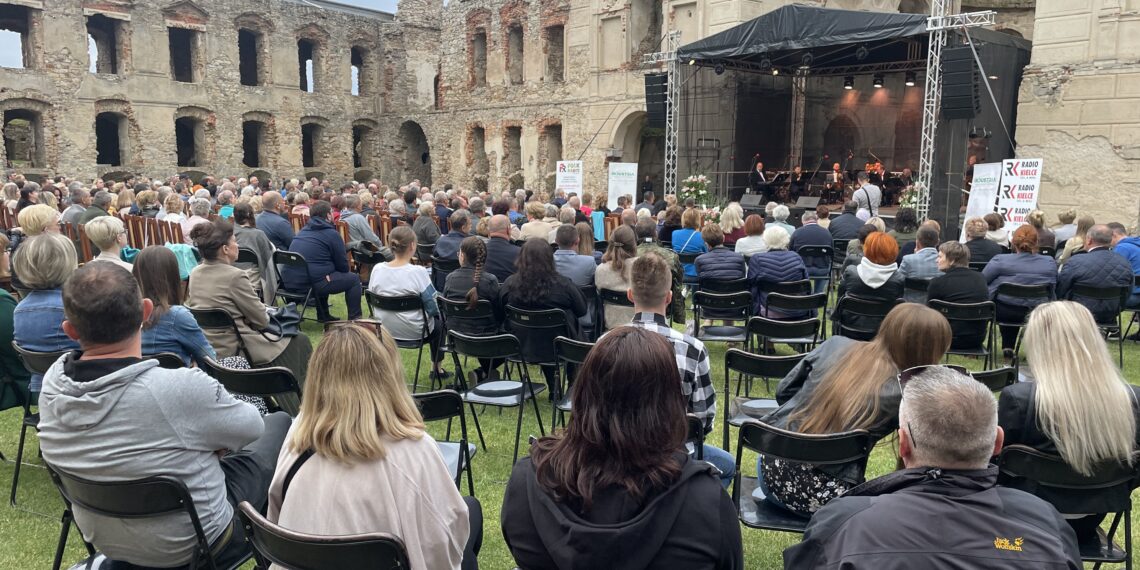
<box><xmin>973</xmin><ymin>367</ymin><xmax>1016</xmax><ymax>392</ymax></box>
<box><xmin>594</xmin><ymin>240</ymin><xmax>608</xmax><ymax>254</ymax></box>
<box><xmin>437</xmin><ymin>296</ymin><xmax>496</xmax><ymax>322</ymax></box>
<box><xmin>903</xmin><ymin>277</ymin><xmax>930</xmax><ymax>293</ymax></box>
<box><xmin>995</xmin><ymin>282</ymin><xmax>1052</xmax><ymax>300</ymax></box>
<box><xmin>236</xmin><ymin>247</ymin><xmax>259</xmax><ymax>265</ymax></box>
<box><xmin>598</xmin><ymin>287</ymin><xmax>634</xmax><ymax>307</ymax></box>
<box><xmin>765</xmin><ymin>292</ymin><xmax>827</xmax><ymax>313</ymax></box>
<box><xmin>693</xmin><ymin>291</ymin><xmax>752</xmax><ymax>320</ymax></box>
<box><xmin>12</xmin><ymin>343</ymin><xmax>67</xmax><ymax>375</ymax></box>
<box><xmin>725</xmin><ymin>348</ymin><xmax>804</xmax><ymax>380</ymax></box>
<box><xmin>430</xmin><ymin>256</ymin><xmax>460</xmax><ymax>291</ymax></box>
<box><xmin>273</xmin><ymin>250</ymin><xmax>308</xmax><ymax>269</ymax></box>
<box><xmin>698</xmin><ymin>278</ymin><xmax>750</xmax><ymax>294</ymax></box>
<box><xmin>796</xmin><ymin>245</ymin><xmax>834</xmax><ymax>263</ymax></box>
<box><xmin>833</xmin><ymin>295</ymin><xmax>900</xmax><ymax>340</ymax></box>
<box><xmin>1038</xmin><ymin>246</ymin><xmax>1056</xmax><ymax>258</ymax></box>
<box><xmin>447</xmin><ymin>330</ymin><xmax>522</xmax><ymax>360</ymax></box>
<box><xmin>1068</xmin><ymin>284</ymin><xmax>1130</xmax><ymax>304</ymax></box>
<box><xmin>413</xmin><ymin>389</ymin><xmax>464</xmax><ymax>422</ymax></box>
<box><xmin>738</xmin><ymin>420</ymin><xmax>873</xmax><ymax>466</ymax></box>
<box><xmin>199</xmin><ymin>357</ymin><xmax>302</xmax><ymax>414</ymax></box>
<box><xmin>831</xmin><ymin>239</ymin><xmax>850</xmax><ymax>263</ymax></box>
<box><xmin>997</xmin><ymin>445</ymin><xmax>1139</xmax><ymax>513</ymax></box>
<box><xmin>415</xmin><ymin>242</ymin><xmax>435</xmax><ymax>262</ymax></box>
<box><xmin>506</xmin><ymin>306</ymin><xmax>572</xmax><ymax>364</ymax></box>
<box><xmin>238</xmin><ymin>501</ymin><xmax>411</xmax><ymax>570</ymax></box>
<box><xmin>366</xmin><ymin>290</ymin><xmax>425</xmax><ymax>314</ymax></box>
<box><xmin>678</xmin><ymin>252</ymin><xmax>699</xmax><ymax>265</ymax></box>
<box><xmin>758</xmin><ymin>279</ymin><xmax>812</xmax><ymax>295</ymax></box>
<box><xmin>746</xmin><ymin>317</ymin><xmax>819</xmax><ymax>345</ymax></box>
<box><xmin>554</xmin><ymin>335</ymin><xmax>594</xmax><ymax>366</ymax></box>
<box><xmin>145</xmin><ymin>352</ymin><xmax>186</xmax><ymax>369</ymax></box>
<box><xmin>686</xmin><ymin>413</ymin><xmax>705</xmax><ymax>451</ymax></box>
<box><xmin>189</xmin><ymin>308</ymin><xmax>249</xmax><ymax>361</ymax></box>
<box><xmin>927</xmin><ymin>299</ymin><xmax>996</xmax><ymax>322</ymax></box>
<box><xmin>968</xmin><ymin>261</ymin><xmax>987</xmax><ymax>272</ymax></box>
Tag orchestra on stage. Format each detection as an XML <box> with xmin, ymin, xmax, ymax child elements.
<box><xmin>745</xmin><ymin>153</ymin><xmax>915</xmax><ymax>207</ymax></box>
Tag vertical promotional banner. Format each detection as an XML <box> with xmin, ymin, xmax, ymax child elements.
<box><xmin>959</xmin><ymin>162</ymin><xmax>1002</xmax><ymax>241</ymax></box>
<box><xmin>555</xmin><ymin>161</ymin><xmax>584</xmax><ymax>196</ymax></box>
<box><xmin>607</xmin><ymin>162</ymin><xmax>639</xmax><ymax>210</ymax></box>
<box><xmin>996</xmin><ymin>158</ymin><xmax>1043</xmax><ymax>230</ymax></box>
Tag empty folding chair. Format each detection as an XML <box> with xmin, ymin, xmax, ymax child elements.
<box><xmin>692</xmin><ymin>291</ymin><xmax>751</xmax><ymax>344</ymax></box>
<box><xmin>9</xmin><ymin>344</ymin><xmax>66</xmax><ymax>506</ymax></box>
<box><xmin>552</xmin><ymin>336</ymin><xmax>593</xmax><ymax>429</ymax></box>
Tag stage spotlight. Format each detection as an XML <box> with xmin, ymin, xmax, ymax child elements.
<box><xmin>843</xmin><ymin>76</ymin><xmax>854</xmax><ymax>90</ymax></box>
<box><xmin>759</xmin><ymin>57</ymin><xmax>772</xmax><ymax>70</ymax></box>
<box><xmin>772</xmin><ymin>68</ymin><xmax>779</xmax><ymax>76</ymax></box>
<box><xmin>905</xmin><ymin>71</ymin><xmax>916</xmax><ymax>86</ymax></box>
<box><xmin>855</xmin><ymin>45</ymin><xmax>869</xmax><ymax>61</ymax></box>
<box><xmin>800</xmin><ymin>53</ymin><xmax>814</xmax><ymax>68</ymax></box>
<box><xmin>873</xmin><ymin>74</ymin><xmax>884</xmax><ymax>88</ymax></box>
<box><xmin>688</xmin><ymin>59</ymin><xmax>696</xmax><ymax>66</ymax></box>
<box><xmin>714</xmin><ymin>63</ymin><xmax>726</xmax><ymax>75</ymax></box>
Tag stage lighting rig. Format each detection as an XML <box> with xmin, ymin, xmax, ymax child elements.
<box><xmin>855</xmin><ymin>45</ymin><xmax>869</xmax><ymax>61</ymax></box>
<box><xmin>799</xmin><ymin>53</ymin><xmax>814</xmax><ymax>69</ymax></box>
<box><xmin>905</xmin><ymin>71</ymin><xmax>916</xmax><ymax>86</ymax></box>
<box><xmin>714</xmin><ymin>63</ymin><xmax>725</xmax><ymax>75</ymax></box>
<box><xmin>873</xmin><ymin>74</ymin><xmax>884</xmax><ymax>88</ymax></box>
<box><xmin>843</xmin><ymin>76</ymin><xmax>854</xmax><ymax>90</ymax></box>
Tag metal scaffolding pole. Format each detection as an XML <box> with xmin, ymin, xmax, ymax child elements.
<box><xmin>664</xmin><ymin>31</ymin><xmax>682</xmax><ymax>197</ymax></box>
<box><xmin>789</xmin><ymin>70</ymin><xmax>807</xmax><ymax>170</ymax></box>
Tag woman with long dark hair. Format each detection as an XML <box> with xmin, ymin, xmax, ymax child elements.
<box><xmin>134</xmin><ymin>246</ymin><xmax>216</xmax><ymax>367</ymax></box>
<box><xmin>501</xmin><ymin>327</ymin><xmax>743</xmax><ymax>569</ymax></box>
<box><xmin>443</xmin><ymin>236</ymin><xmax>504</xmax><ymax>383</ymax></box>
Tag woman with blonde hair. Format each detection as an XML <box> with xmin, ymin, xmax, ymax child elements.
<box><xmin>269</xmin><ymin>324</ymin><xmax>479</xmax><ymax>570</ymax></box>
<box><xmin>16</xmin><ymin>204</ymin><xmax>60</xmax><ymax>236</ymax></box>
<box><xmin>1058</xmin><ymin>214</ymin><xmax>1095</xmax><ymax>266</ymax></box>
<box><xmin>759</xmin><ymin>303</ymin><xmax>952</xmax><ymax>515</ymax></box>
<box><xmin>719</xmin><ymin>202</ymin><xmax>747</xmax><ymax>247</ymax></box>
<box><xmin>161</xmin><ymin>193</ymin><xmax>186</xmax><ymax>224</ymax></box>
<box><xmin>1026</xmin><ymin>209</ymin><xmax>1056</xmax><ymax>249</ymax></box>
<box><xmin>671</xmin><ymin>207</ymin><xmax>706</xmax><ymax>278</ymax></box>
<box><xmin>999</xmin><ymin>301</ymin><xmax>1140</xmax><ymax>546</ymax></box>
<box><xmin>575</xmin><ymin>221</ymin><xmax>601</xmax><ymax>264</ymax></box>
<box><xmin>85</xmin><ymin>215</ymin><xmax>133</xmax><ymax>271</ymax></box>
<box><xmin>114</xmin><ymin>188</ymin><xmax>135</xmax><ymax>218</ymax></box>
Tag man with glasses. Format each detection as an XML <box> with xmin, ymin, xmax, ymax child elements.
<box><xmin>784</xmin><ymin>366</ymin><xmax>1080</xmax><ymax>568</ymax></box>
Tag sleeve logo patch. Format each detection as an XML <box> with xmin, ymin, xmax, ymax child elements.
<box><xmin>994</xmin><ymin>537</ymin><xmax>1024</xmax><ymax>552</ymax></box>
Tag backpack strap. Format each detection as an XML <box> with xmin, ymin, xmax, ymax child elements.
<box><xmin>281</xmin><ymin>449</ymin><xmax>315</xmax><ymax>501</ymax></box>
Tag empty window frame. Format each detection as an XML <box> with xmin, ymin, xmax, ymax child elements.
<box><xmin>87</xmin><ymin>14</ymin><xmax>124</xmax><ymax>75</ymax></box>
<box><xmin>544</xmin><ymin>25</ymin><xmax>564</xmax><ymax>83</ymax></box>
<box><xmin>301</xmin><ymin>122</ymin><xmax>322</xmax><ymax>168</ymax></box>
<box><xmin>242</xmin><ymin>121</ymin><xmax>266</xmax><ymax>167</ymax></box>
<box><xmin>298</xmin><ymin>38</ymin><xmax>318</xmax><ymax>92</ymax></box>
<box><xmin>168</xmin><ymin>27</ymin><xmax>201</xmax><ymax>83</ymax></box>
<box><xmin>507</xmin><ymin>24</ymin><xmax>524</xmax><ymax>85</ymax></box>
<box><xmin>351</xmin><ymin>46</ymin><xmax>366</xmax><ymax>96</ymax></box>
<box><xmin>95</xmin><ymin>112</ymin><xmax>127</xmax><ymax>166</ymax></box>
<box><xmin>238</xmin><ymin>28</ymin><xmax>265</xmax><ymax>86</ymax></box>
<box><xmin>3</xmin><ymin>109</ymin><xmax>44</xmax><ymax>168</ymax></box>
<box><xmin>471</xmin><ymin>29</ymin><xmax>487</xmax><ymax>87</ymax></box>
<box><xmin>353</xmin><ymin>124</ymin><xmax>374</xmax><ymax>168</ymax></box>
<box><xmin>504</xmin><ymin>126</ymin><xmax>522</xmax><ymax>174</ymax></box>
<box><xmin>174</xmin><ymin>116</ymin><xmax>204</xmax><ymax>167</ymax></box>
<box><xmin>0</xmin><ymin>5</ymin><xmax>35</xmax><ymax>70</ymax></box>
<box><xmin>541</xmin><ymin>124</ymin><xmax>563</xmax><ymax>171</ymax></box>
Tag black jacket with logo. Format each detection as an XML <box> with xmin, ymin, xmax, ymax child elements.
<box><xmin>783</xmin><ymin>466</ymin><xmax>1081</xmax><ymax>569</ymax></box>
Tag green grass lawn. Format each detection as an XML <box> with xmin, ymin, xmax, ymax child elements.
<box><xmin>2</xmin><ymin>298</ymin><xmax>1139</xmax><ymax>569</ymax></box>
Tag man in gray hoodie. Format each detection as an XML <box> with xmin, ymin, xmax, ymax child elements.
<box><xmin>37</xmin><ymin>262</ymin><xmax>291</xmax><ymax>568</ymax></box>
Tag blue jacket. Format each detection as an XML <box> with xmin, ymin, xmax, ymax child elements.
<box><xmin>257</xmin><ymin>211</ymin><xmax>294</xmax><ymax>250</ymax></box>
<box><xmin>828</xmin><ymin>213</ymin><xmax>863</xmax><ymax>240</ymax></box>
<box><xmin>141</xmin><ymin>305</ymin><xmax>218</xmax><ymax>367</ymax></box>
<box><xmin>435</xmin><ymin>205</ymin><xmax>452</xmax><ymax>234</ymax></box>
<box><xmin>1114</xmin><ymin>237</ymin><xmax>1140</xmax><ymax>294</ymax></box>
<box><xmin>671</xmin><ymin>228</ymin><xmax>708</xmax><ymax>277</ymax></box>
<box><xmin>282</xmin><ymin>216</ymin><xmax>349</xmax><ymax>291</ymax></box>
<box><xmin>982</xmin><ymin>253</ymin><xmax>1057</xmax><ymax>308</ymax></box>
<box><xmin>748</xmin><ymin>250</ymin><xmax>808</xmax><ymax>315</ymax></box>
<box><xmin>433</xmin><ymin>230</ymin><xmax>467</xmax><ymax>261</ymax></box>
<box><xmin>1057</xmin><ymin>247</ymin><xmax>1134</xmax><ymax>323</ymax></box>
<box><xmin>14</xmin><ymin>289</ymin><xmax>79</xmax><ymax>392</ymax></box>
<box><xmin>791</xmin><ymin>223</ymin><xmax>834</xmax><ymax>271</ymax></box>
<box><xmin>695</xmin><ymin>246</ymin><xmax>746</xmax><ymax>282</ymax></box>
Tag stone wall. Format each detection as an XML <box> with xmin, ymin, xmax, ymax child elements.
<box><xmin>1016</xmin><ymin>0</ymin><xmax>1140</xmax><ymax>228</ymax></box>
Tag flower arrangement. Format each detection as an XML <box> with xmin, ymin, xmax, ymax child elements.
<box><xmin>898</xmin><ymin>182</ymin><xmax>920</xmax><ymax>210</ymax></box>
<box><xmin>679</xmin><ymin>174</ymin><xmax>711</xmax><ymax>206</ymax></box>
<box><xmin>702</xmin><ymin>206</ymin><xmax>722</xmax><ymax>226</ymax></box>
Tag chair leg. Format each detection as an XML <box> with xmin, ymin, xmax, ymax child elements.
<box><xmin>511</xmin><ymin>399</ymin><xmax>525</xmax><ymax>465</ymax></box>
<box><xmin>52</xmin><ymin>510</ymin><xmax>72</xmax><ymax>570</ymax></box>
<box><xmin>468</xmin><ymin>403</ymin><xmax>487</xmax><ymax>451</ymax></box>
<box><xmin>411</xmin><ymin>344</ymin><xmax>424</xmax><ymax>394</ymax></box>
<box><xmin>10</xmin><ymin>418</ymin><xmax>30</xmax><ymax>506</ymax></box>
<box><xmin>463</xmin><ymin>444</ymin><xmax>476</xmax><ymax>497</ymax></box>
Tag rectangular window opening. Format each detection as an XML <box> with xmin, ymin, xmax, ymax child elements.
<box><xmin>175</xmin><ymin>117</ymin><xmax>201</xmax><ymax>167</ymax></box>
<box><xmin>4</xmin><ymin>109</ymin><xmax>43</xmax><ymax>168</ymax></box>
<box><xmin>471</xmin><ymin>126</ymin><xmax>488</xmax><ymax>175</ymax></box>
<box><xmin>504</xmin><ymin>126</ymin><xmax>522</xmax><ymax>174</ymax></box>
<box><xmin>86</xmin><ymin>14</ymin><xmax>121</xmax><ymax>75</ymax></box>
<box><xmin>95</xmin><ymin>112</ymin><xmax>124</xmax><ymax>166</ymax></box>
<box><xmin>242</xmin><ymin>121</ymin><xmax>264</xmax><ymax>168</ymax></box>
<box><xmin>351</xmin><ymin>47</ymin><xmax>365</xmax><ymax>96</ymax></box>
<box><xmin>0</xmin><ymin>5</ymin><xmax>32</xmax><ymax>70</ymax></box>
<box><xmin>238</xmin><ymin>29</ymin><xmax>262</xmax><ymax>87</ymax></box>
<box><xmin>168</xmin><ymin>27</ymin><xmax>199</xmax><ymax>83</ymax></box>
<box><xmin>545</xmin><ymin>26</ymin><xmax>564</xmax><ymax>83</ymax></box>
<box><xmin>298</xmin><ymin>39</ymin><xmax>316</xmax><ymax>92</ymax></box>
<box><xmin>507</xmin><ymin>25</ymin><xmax>524</xmax><ymax>85</ymax></box>
<box><xmin>471</xmin><ymin>30</ymin><xmax>487</xmax><ymax>87</ymax></box>
<box><xmin>302</xmin><ymin>123</ymin><xmax>321</xmax><ymax>168</ymax></box>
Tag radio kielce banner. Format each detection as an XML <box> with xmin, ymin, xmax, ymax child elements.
<box><xmin>556</xmin><ymin>161</ymin><xmax>584</xmax><ymax>195</ymax></box>
<box><xmin>996</xmin><ymin>158</ymin><xmax>1043</xmax><ymax>230</ymax></box>
<box><xmin>607</xmin><ymin>162</ymin><xmax>638</xmax><ymax>210</ymax></box>
<box><xmin>959</xmin><ymin>162</ymin><xmax>1002</xmax><ymax>242</ymax></box>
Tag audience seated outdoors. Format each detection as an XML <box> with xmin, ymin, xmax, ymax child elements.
<box><xmin>790</xmin><ymin>210</ymin><xmax>832</xmax><ymax>293</ymax></box>
<box><xmin>413</xmin><ymin>200</ymin><xmax>442</xmax><ymax>246</ymax></box>
<box><xmin>232</xmin><ymin>203</ymin><xmax>278</xmax><ymax>303</ymax></box>
<box><xmin>672</xmin><ymin>208</ymin><xmax>707</xmax><ymax>278</ymax></box>
<box><xmin>13</xmin><ymin>232</ymin><xmax>79</xmax><ymax>398</ymax></box>
<box><xmin>769</xmin><ymin>205</ymin><xmax>796</xmax><ymax>238</ymax></box>
<box><xmin>635</xmin><ymin>218</ymin><xmax>687</xmax><ymax>324</ymax></box>
<box><xmin>886</xmin><ymin>207</ymin><xmax>918</xmax><ymax>249</ymax></box>
<box><xmin>485</xmin><ymin>215</ymin><xmax>521</xmax><ymax>281</ymax></box>
<box><xmin>85</xmin><ymin>215</ymin><xmax>133</xmax><ymax>271</ymax></box>
<box><xmin>442</xmin><ymin>236</ymin><xmax>506</xmax><ymax>384</ymax></box>
<box><xmin>1114</xmin><ymin>226</ymin><xmax>1140</xmax><ymax>313</ymax></box>
<box><xmin>733</xmin><ymin>214</ymin><xmax>767</xmax><ymax>256</ymax></box>
<box><xmin>520</xmin><ymin>202</ymin><xmax>550</xmax><ymax>241</ymax></box>
<box><xmin>748</xmin><ymin>226</ymin><xmax>808</xmax><ymax>319</ymax></box>
<box><xmin>1056</xmin><ymin>224</ymin><xmax>1133</xmax><ymax>324</ymax></box>
<box><xmin>257</xmin><ymin>192</ymin><xmax>294</xmax><ymax>251</ymax></box>
<box><xmin>187</xmin><ymin>220</ymin><xmax>313</xmax><ymax>382</ymax></box>
<box><xmin>720</xmin><ymin>202</ymin><xmax>747</xmax><ymax>248</ymax></box>
<box><xmin>576</xmin><ymin>222</ymin><xmax>603</xmax><ymax>265</ymax></box>
<box><xmin>1058</xmin><ymin>214</ymin><xmax>1095</xmax><ymax>267</ymax></box>
<box><xmin>784</xmin><ymin>366</ymin><xmax>1082</xmax><ymax>568</ymax></box>
<box><xmin>37</xmin><ymin>262</ymin><xmax>291</xmax><ymax>569</ymax></box>
<box><xmin>827</xmin><ymin>201</ymin><xmax>862</xmax><ymax>240</ymax></box>
<box><xmin>838</xmin><ymin>232</ymin><xmax>904</xmax><ymax>318</ymax></box>
<box><xmin>182</xmin><ymin>197</ymin><xmax>212</xmax><ymax>243</ymax></box>
<box><xmin>368</xmin><ymin>226</ymin><xmax>449</xmax><ymax>382</ymax></box>
<box><xmin>1053</xmin><ymin>208</ymin><xmax>1078</xmax><ymax>244</ymax></box>
<box><xmin>623</xmin><ymin>252</ymin><xmax>736</xmax><ymax>486</ymax></box>
<box><xmin>841</xmin><ymin>223</ymin><xmax>880</xmax><ymax>272</ymax></box>
<box><xmin>984</xmin><ymin>212</ymin><xmax>1011</xmax><ymax>250</ymax></box>
<box><xmin>659</xmin><ymin>206</ymin><xmax>683</xmax><ymax>245</ymax></box>
<box><xmin>982</xmin><ymin>225</ymin><xmax>1057</xmax><ymax>358</ymax></box>
<box><xmin>434</xmin><ymin>209</ymin><xmax>471</xmax><ymax>261</ymax></box>
<box><xmin>1027</xmin><ymin>209</ymin><xmax>1057</xmax><ymax>249</ymax></box>
<box><xmin>502</xmin><ymin>326</ymin><xmax>743</xmax><ymax>569</ymax></box>
<box><xmin>760</xmin><ymin>304</ymin><xmax>951</xmax><ymax>516</ymax></box>
<box><xmin>926</xmin><ymin>241</ymin><xmax>990</xmax><ymax>349</ymax></box>
<box><xmin>964</xmin><ymin>217</ymin><xmax>1002</xmax><ymax>265</ymax></box>
<box><xmin>695</xmin><ymin>223</ymin><xmax>746</xmax><ymax>283</ymax></box>
<box><xmin>269</xmin><ymin>323</ymin><xmax>480</xmax><ymax>570</ymax></box>
<box><xmin>17</xmin><ymin>204</ymin><xmax>61</xmax><ymax>237</ymax></box>
<box><xmin>133</xmin><ymin>246</ymin><xmax>217</xmax><ymax>367</ymax></box>
<box><xmin>595</xmin><ymin>225</ymin><xmax>638</xmax><ymax>330</ymax></box>
<box><xmin>552</xmin><ymin>224</ymin><xmax>597</xmax><ymax>333</ymax></box>
<box><xmin>897</xmin><ymin>225</ymin><xmax>943</xmax><ymax>302</ymax></box>
<box><xmin>283</xmin><ymin>200</ymin><xmax>363</xmax><ymax>322</ymax></box>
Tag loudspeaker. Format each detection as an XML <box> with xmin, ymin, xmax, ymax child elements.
<box><xmin>942</xmin><ymin>47</ymin><xmax>980</xmax><ymax>120</ymax></box>
<box><xmin>739</xmin><ymin>194</ymin><xmax>765</xmax><ymax>210</ymax></box>
<box><xmin>645</xmin><ymin>73</ymin><xmax>668</xmax><ymax>129</ymax></box>
<box><xmin>794</xmin><ymin>196</ymin><xmax>821</xmax><ymax>209</ymax></box>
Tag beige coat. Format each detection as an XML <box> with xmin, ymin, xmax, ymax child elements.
<box><xmin>596</xmin><ymin>261</ymin><xmax>635</xmax><ymax>330</ymax></box>
<box><xmin>268</xmin><ymin>423</ymin><xmax>470</xmax><ymax>570</ymax></box>
<box><xmin>519</xmin><ymin>220</ymin><xmax>550</xmax><ymax>241</ymax></box>
<box><xmin>186</xmin><ymin>261</ymin><xmax>286</xmax><ymax>364</ymax></box>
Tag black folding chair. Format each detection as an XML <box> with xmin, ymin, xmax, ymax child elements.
<box><xmin>366</xmin><ymin>291</ymin><xmax>434</xmax><ymax>393</ymax></box>
<box><xmin>1039</xmin><ymin>246</ymin><xmax>1057</xmax><ymax>258</ymax></box>
<box><xmin>998</xmin><ymin>445</ymin><xmax>1136</xmax><ymax>570</ymax></box>
<box><xmin>238</xmin><ymin>501</ymin><xmax>411</xmax><ymax>570</ymax></box>
<box><xmin>598</xmin><ymin>288</ymin><xmax>633</xmax><ymax>331</ymax></box>
<box><xmin>272</xmin><ymin>250</ymin><xmax>316</xmax><ymax>321</ymax></box>
<box><xmin>190</xmin><ymin>308</ymin><xmax>254</xmax><ymax>363</ymax></box>
<box><xmin>698</xmin><ymin>277</ymin><xmax>750</xmax><ymax>294</ymax></box>
<box><xmin>1125</xmin><ymin>275</ymin><xmax>1140</xmax><ymax>341</ymax></box>
<box><xmin>594</xmin><ymin>240</ymin><xmax>608</xmax><ymax>255</ymax></box>
<box><xmin>437</xmin><ymin>296</ymin><xmax>498</xmax><ymax>353</ymax></box>
<box><xmin>199</xmin><ymin>357</ymin><xmax>303</xmax><ymax>416</ymax></box>
<box><xmin>973</xmin><ymin>367</ymin><xmax>1017</xmax><ymax>392</ymax></box>
<box><xmin>764</xmin><ymin>292</ymin><xmax>828</xmax><ymax>335</ymax></box>
<box><xmin>831</xmin><ymin>239</ymin><xmax>850</xmax><ymax>280</ymax></box>
<box><xmin>415</xmin><ymin>242</ymin><xmax>435</xmax><ymax>264</ymax></box>
<box><xmin>758</xmin><ymin>279</ymin><xmax>812</xmax><ymax>296</ymax></box>
<box><xmin>679</xmin><ymin>252</ymin><xmax>700</xmax><ymax>285</ymax></box>
<box><xmin>733</xmin><ymin>421</ymin><xmax>872</xmax><ymax>534</ymax></box>
<box><xmin>745</xmin><ymin>316</ymin><xmax>819</xmax><ymax>355</ymax></box>
<box><xmin>968</xmin><ymin>261</ymin><xmax>988</xmax><ymax>272</ymax></box>
<box><xmin>927</xmin><ymin>299</ymin><xmax>996</xmax><ymax>369</ymax></box>
<box><xmin>1066</xmin><ymin>284</ymin><xmax>1130</xmax><ymax>368</ymax></box>
<box><xmin>721</xmin><ymin>349</ymin><xmax>804</xmax><ymax>449</ymax></box>
<box><xmin>448</xmin><ymin>330</ymin><xmax>546</xmax><ymax>464</ymax></box>
<box><xmin>144</xmin><ymin>352</ymin><xmax>188</xmax><ymax>369</ymax></box>
<box><xmin>430</xmin><ymin>256</ymin><xmax>460</xmax><ymax>293</ymax></box>
<box><xmin>686</xmin><ymin>414</ymin><xmax>706</xmax><ymax>461</ymax></box>
<box><xmin>994</xmin><ymin>283</ymin><xmax>1053</xmax><ymax>365</ymax></box>
<box><xmin>235</xmin><ymin>247</ymin><xmax>259</xmax><ymax>265</ymax></box>
<box><xmin>832</xmin><ymin>296</ymin><xmax>900</xmax><ymax>340</ymax></box>
<box><xmin>47</xmin><ymin>464</ymin><xmax>251</xmax><ymax>570</ymax></box>
<box><xmin>903</xmin><ymin>277</ymin><xmax>931</xmax><ymax>303</ymax></box>
<box><xmin>552</xmin><ymin>336</ymin><xmax>593</xmax><ymax>429</ymax></box>
<box><xmin>9</xmin><ymin>344</ymin><xmax>65</xmax><ymax>507</ymax></box>
<box><xmin>796</xmin><ymin>245</ymin><xmax>835</xmax><ymax>297</ymax></box>
<box><xmin>692</xmin><ymin>291</ymin><xmax>751</xmax><ymax>343</ymax></box>
<box><xmin>414</xmin><ymin>390</ymin><xmax>477</xmax><ymax>496</ymax></box>
<box><xmin>578</xmin><ymin>285</ymin><xmax>600</xmax><ymax>341</ymax></box>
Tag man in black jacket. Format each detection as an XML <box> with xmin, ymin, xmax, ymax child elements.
<box><xmin>827</xmin><ymin>201</ymin><xmax>862</xmax><ymax>240</ymax></box>
<box><xmin>784</xmin><ymin>367</ymin><xmax>1081</xmax><ymax>569</ymax></box>
<box><xmin>1057</xmin><ymin>224</ymin><xmax>1133</xmax><ymax>324</ymax></box>
<box><xmin>485</xmin><ymin>214</ymin><xmax>520</xmax><ymax>282</ymax></box>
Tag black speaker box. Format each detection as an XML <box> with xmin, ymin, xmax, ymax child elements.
<box><xmin>645</xmin><ymin>73</ymin><xmax>668</xmax><ymax>129</ymax></box>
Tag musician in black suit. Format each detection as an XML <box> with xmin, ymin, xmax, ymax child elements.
<box><xmin>749</xmin><ymin>160</ymin><xmax>771</xmax><ymax>203</ymax></box>
<box><xmin>788</xmin><ymin>165</ymin><xmax>807</xmax><ymax>199</ymax></box>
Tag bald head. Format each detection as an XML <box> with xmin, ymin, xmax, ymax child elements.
<box><xmin>621</xmin><ymin>208</ymin><xmax>637</xmax><ymax>227</ymax></box>
<box><xmin>1087</xmin><ymin>224</ymin><xmax>1114</xmax><ymax>248</ymax></box>
<box><xmin>489</xmin><ymin>214</ymin><xmax>511</xmax><ymax>237</ymax></box>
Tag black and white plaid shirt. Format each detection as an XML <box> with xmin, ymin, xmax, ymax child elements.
<box><xmin>624</xmin><ymin>312</ymin><xmax>716</xmax><ymax>431</ymax></box>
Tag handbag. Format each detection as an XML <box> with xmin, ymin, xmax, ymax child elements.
<box><xmin>262</xmin><ymin>303</ymin><xmax>302</xmax><ymax>339</ymax></box>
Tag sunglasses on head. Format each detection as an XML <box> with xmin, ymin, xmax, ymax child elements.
<box><xmin>896</xmin><ymin>364</ymin><xmax>971</xmax><ymax>393</ymax></box>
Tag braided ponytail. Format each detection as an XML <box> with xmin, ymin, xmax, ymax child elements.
<box><xmin>461</xmin><ymin>236</ymin><xmax>487</xmax><ymax>309</ymax></box>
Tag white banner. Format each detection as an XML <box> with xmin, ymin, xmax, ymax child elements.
<box><xmin>996</xmin><ymin>158</ymin><xmax>1043</xmax><ymax>231</ymax></box>
<box><xmin>607</xmin><ymin>162</ymin><xmax>638</xmax><ymax>210</ymax></box>
<box><xmin>959</xmin><ymin>162</ymin><xmax>1002</xmax><ymax>242</ymax></box>
<box><xmin>555</xmin><ymin>160</ymin><xmax>583</xmax><ymax>196</ymax></box>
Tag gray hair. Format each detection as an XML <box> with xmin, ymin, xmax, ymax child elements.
<box><xmin>217</xmin><ymin>190</ymin><xmax>234</xmax><ymax>205</ymax></box>
<box><xmin>800</xmin><ymin>211</ymin><xmax>818</xmax><ymax>224</ymax></box>
<box><xmin>418</xmin><ymin>201</ymin><xmax>434</xmax><ymax>216</ymax></box>
<box><xmin>190</xmin><ymin>198</ymin><xmax>211</xmax><ymax>217</ymax></box>
<box><xmin>92</xmin><ymin>190</ymin><xmax>113</xmax><ymax>209</ymax></box>
<box><xmin>71</xmin><ymin>187</ymin><xmax>90</xmax><ymax>202</ymax></box>
<box><xmin>449</xmin><ymin>209</ymin><xmax>471</xmax><ymax>231</ymax></box>
<box><xmin>762</xmin><ymin>226</ymin><xmax>790</xmax><ymax>250</ymax></box>
<box><xmin>193</xmin><ymin>189</ymin><xmax>210</xmax><ymax>200</ymax></box>
<box><xmin>390</xmin><ymin>199</ymin><xmax>407</xmax><ymax>215</ymax></box>
<box><xmin>559</xmin><ymin>205</ymin><xmax>576</xmax><ymax>224</ymax></box>
<box><xmin>1088</xmin><ymin>224</ymin><xmax>1114</xmax><ymax>247</ymax></box>
<box><xmin>13</xmin><ymin>232</ymin><xmax>77</xmax><ymax>290</ymax></box>
<box><xmin>900</xmin><ymin>367</ymin><xmax>997</xmax><ymax>469</ymax></box>
<box><xmin>469</xmin><ymin>197</ymin><xmax>485</xmax><ymax>215</ymax></box>
<box><xmin>544</xmin><ymin>204</ymin><xmax>559</xmax><ymax>218</ymax></box>
<box><xmin>773</xmin><ymin>204</ymin><xmax>790</xmax><ymax>222</ymax></box>
<box><xmin>343</xmin><ymin>194</ymin><xmax>361</xmax><ymax>211</ymax></box>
